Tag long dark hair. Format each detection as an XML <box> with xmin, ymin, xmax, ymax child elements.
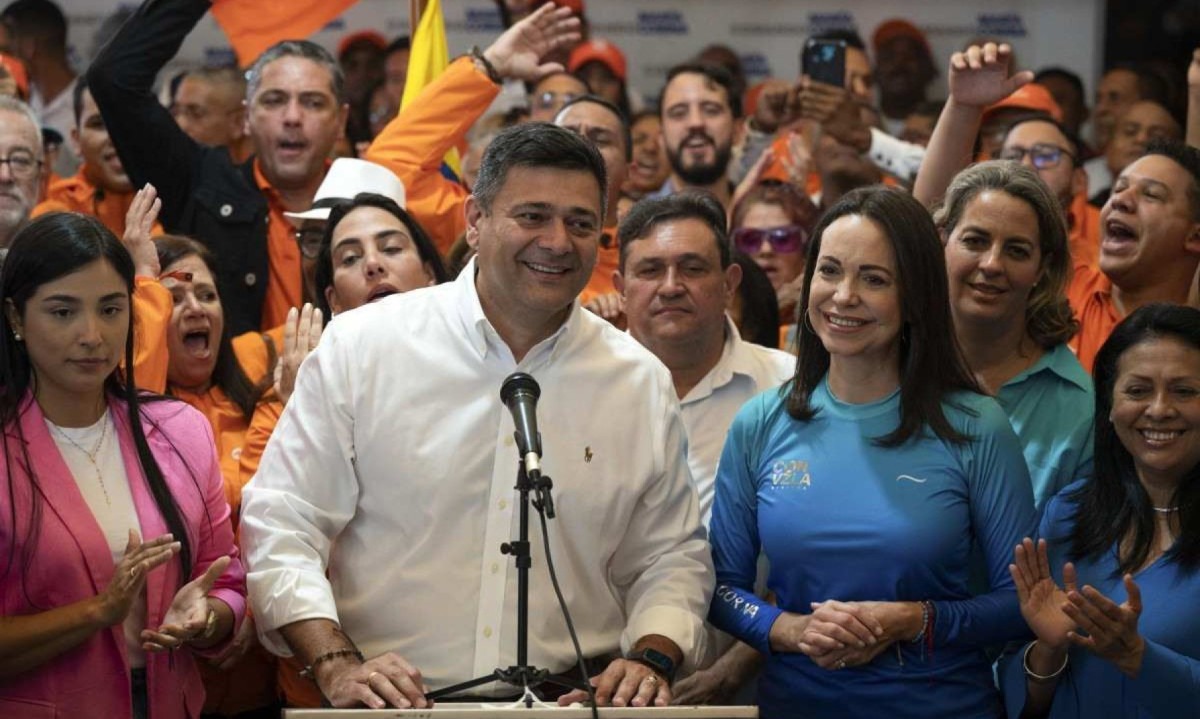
<box><xmin>1069</xmin><ymin>303</ymin><xmax>1200</xmax><ymax>574</ymax></box>
<box><xmin>786</xmin><ymin>186</ymin><xmax>981</xmax><ymax>446</ymax></box>
<box><xmin>155</xmin><ymin>235</ymin><xmax>265</xmax><ymax>420</ymax></box>
<box><xmin>1</xmin><ymin>213</ymin><xmax>194</xmax><ymax>585</ymax></box>
<box><xmin>315</xmin><ymin>192</ymin><xmax>449</xmax><ymax>318</ymax></box>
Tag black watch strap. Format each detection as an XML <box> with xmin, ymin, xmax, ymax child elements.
<box><xmin>626</xmin><ymin>647</ymin><xmax>676</xmax><ymax>683</ymax></box>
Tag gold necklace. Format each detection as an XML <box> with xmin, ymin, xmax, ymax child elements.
<box><xmin>51</xmin><ymin>414</ymin><xmax>112</xmax><ymax>506</ymax></box>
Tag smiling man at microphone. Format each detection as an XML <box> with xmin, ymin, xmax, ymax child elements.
<box><xmin>239</xmin><ymin>121</ymin><xmax>713</xmax><ymax>709</ymax></box>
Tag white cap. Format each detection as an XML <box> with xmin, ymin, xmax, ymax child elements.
<box><xmin>283</xmin><ymin>158</ymin><xmax>407</xmax><ymax>221</ymax></box>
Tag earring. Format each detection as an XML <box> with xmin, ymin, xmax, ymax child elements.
<box><xmin>11</xmin><ymin>331</ymin><xmax>20</xmax><ymax>342</ymax></box>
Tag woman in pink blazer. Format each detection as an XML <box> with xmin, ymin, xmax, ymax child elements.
<box><xmin>0</xmin><ymin>213</ymin><xmax>246</xmax><ymax>719</ymax></box>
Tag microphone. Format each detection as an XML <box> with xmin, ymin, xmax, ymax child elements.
<box><xmin>500</xmin><ymin>372</ymin><xmax>543</xmax><ymax>480</ymax></box>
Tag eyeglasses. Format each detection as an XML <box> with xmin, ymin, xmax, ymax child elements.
<box><xmin>295</xmin><ymin>226</ymin><xmax>326</xmax><ymax>260</ymax></box>
<box><xmin>997</xmin><ymin>143</ymin><xmax>1076</xmax><ymax>170</ymax></box>
<box><xmin>531</xmin><ymin>90</ymin><xmax>580</xmax><ymax>111</ymax></box>
<box><xmin>0</xmin><ymin>150</ymin><xmax>42</xmax><ymax>179</ymax></box>
<box><xmin>732</xmin><ymin>225</ymin><xmax>809</xmax><ymax>255</ymax></box>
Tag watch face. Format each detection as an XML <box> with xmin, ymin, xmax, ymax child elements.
<box><xmin>631</xmin><ymin>647</ymin><xmax>676</xmax><ymax>679</ymax></box>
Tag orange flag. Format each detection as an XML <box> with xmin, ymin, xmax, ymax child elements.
<box><xmin>211</xmin><ymin>0</ymin><xmax>359</xmax><ymax>67</ymax></box>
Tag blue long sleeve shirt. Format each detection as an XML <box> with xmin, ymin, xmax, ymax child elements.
<box><xmin>999</xmin><ymin>480</ymin><xmax>1200</xmax><ymax>718</ymax></box>
<box><xmin>709</xmin><ymin>378</ymin><xmax>1037</xmax><ymax>718</ymax></box>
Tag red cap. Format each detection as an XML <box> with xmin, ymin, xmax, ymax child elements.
<box><xmin>0</xmin><ymin>53</ymin><xmax>28</xmax><ymax>99</ymax></box>
<box><xmin>568</xmin><ymin>39</ymin><xmax>626</xmax><ymax>82</ymax></box>
<box><xmin>984</xmin><ymin>83</ymin><xmax>1063</xmax><ymax>124</ymax></box>
<box><xmin>337</xmin><ymin>30</ymin><xmax>388</xmax><ymax>59</ymax></box>
<box><xmin>872</xmin><ymin>19</ymin><xmax>932</xmax><ymax>58</ymax></box>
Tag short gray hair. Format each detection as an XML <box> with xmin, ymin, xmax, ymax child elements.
<box><xmin>472</xmin><ymin>122</ymin><xmax>607</xmax><ymax>219</ymax></box>
<box><xmin>0</xmin><ymin>96</ymin><xmax>43</xmax><ymax>159</ymax></box>
<box><xmin>244</xmin><ymin>40</ymin><xmax>344</xmax><ymax>104</ymax></box>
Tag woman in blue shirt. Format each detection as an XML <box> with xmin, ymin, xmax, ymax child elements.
<box><xmin>709</xmin><ymin>186</ymin><xmax>1037</xmax><ymax>718</ymax></box>
<box><xmin>934</xmin><ymin>161</ymin><xmax>1094</xmax><ymax>510</ymax></box>
<box><xmin>1005</xmin><ymin>303</ymin><xmax>1200</xmax><ymax>718</ymax></box>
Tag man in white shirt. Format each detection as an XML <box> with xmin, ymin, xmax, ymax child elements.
<box><xmin>240</xmin><ymin>122</ymin><xmax>713</xmax><ymax>710</ymax></box>
<box><xmin>615</xmin><ymin>191</ymin><xmax>789</xmax><ymax>705</ymax></box>
<box><xmin>615</xmin><ymin>191</ymin><xmax>793</xmax><ymax>526</ymax></box>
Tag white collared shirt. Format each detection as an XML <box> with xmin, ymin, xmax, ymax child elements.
<box><xmin>240</xmin><ymin>259</ymin><xmax>713</xmax><ymax>691</ymax></box>
<box><xmin>679</xmin><ymin>319</ymin><xmax>794</xmax><ymax>527</ymax></box>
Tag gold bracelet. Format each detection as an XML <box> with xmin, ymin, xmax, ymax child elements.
<box><xmin>1023</xmin><ymin>640</ymin><xmax>1068</xmax><ymax>682</ymax></box>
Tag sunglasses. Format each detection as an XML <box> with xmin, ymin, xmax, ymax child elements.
<box><xmin>732</xmin><ymin>225</ymin><xmax>809</xmax><ymax>255</ymax></box>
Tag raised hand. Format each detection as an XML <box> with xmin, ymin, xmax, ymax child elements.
<box><xmin>1062</xmin><ymin>574</ymin><xmax>1146</xmax><ymax>677</ymax></box>
<box><xmin>1010</xmin><ymin>538</ymin><xmax>1077</xmax><ymax>650</ymax></box>
<box><xmin>947</xmin><ymin>43</ymin><xmax>1034</xmax><ymax>108</ymax></box>
<box><xmin>123</xmin><ymin>183</ymin><xmax>162</xmax><ymax>278</ymax></box>
<box><xmin>753</xmin><ymin>79</ymin><xmax>800</xmax><ymax>135</ymax></box>
<box><xmin>141</xmin><ymin>555</ymin><xmax>230</xmax><ymax>652</ymax></box>
<box><xmin>275</xmin><ymin>303</ymin><xmax>323</xmax><ymax>406</ymax></box>
<box><xmin>483</xmin><ymin>3</ymin><xmax>582</xmax><ymax>83</ymax></box>
<box><xmin>96</xmin><ymin>530</ymin><xmax>180</xmax><ymax>626</ymax></box>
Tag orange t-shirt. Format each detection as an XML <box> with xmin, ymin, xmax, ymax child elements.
<box><xmin>1066</xmin><ymin>262</ymin><xmax>1120</xmax><ymax>373</ymax></box>
<box><xmin>1067</xmin><ymin>191</ymin><xmax>1101</xmax><ymax>269</ymax></box>
<box><xmin>254</xmin><ymin>161</ymin><xmax>304</xmax><ymax>331</ymax></box>
<box><xmin>579</xmin><ymin>227</ymin><xmax>620</xmax><ymax>305</ymax></box>
<box><xmin>32</xmin><ymin>167</ymin><xmax>163</xmax><ymax>238</ymax></box>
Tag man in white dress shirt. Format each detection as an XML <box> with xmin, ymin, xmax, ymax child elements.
<box><xmin>615</xmin><ymin>192</ymin><xmax>791</xmax><ymax>704</ymax></box>
<box><xmin>615</xmin><ymin>192</ymin><xmax>793</xmax><ymax>526</ymax></box>
<box><xmin>240</xmin><ymin>122</ymin><xmax>713</xmax><ymax>710</ymax></box>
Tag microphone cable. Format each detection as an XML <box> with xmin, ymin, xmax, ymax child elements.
<box><xmin>536</xmin><ymin>505</ymin><xmax>599</xmax><ymax>719</ymax></box>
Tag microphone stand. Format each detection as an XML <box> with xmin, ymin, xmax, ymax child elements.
<box><xmin>425</xmin><ymin>461</ymin><xmax>584</xmax><ymax>705</ymax></box>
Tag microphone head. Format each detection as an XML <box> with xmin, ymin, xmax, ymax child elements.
<box><xmin>500</xmin><ymin>372</ymin><xmax>540</xmax><ymax>405</ymax></box>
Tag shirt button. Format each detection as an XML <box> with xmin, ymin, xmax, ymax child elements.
<box><xmin>231</xmin><ymin>447</ymin><xmax>242</xmax><ymax>460</ymax></box>
<box><xmin>504</xmin><ymin>435</ymin><xmax>514</xmax><ymax>447</ymax></box>
<box><xmin>219</xmin><ymin>203</ymin><xmax>233</xmax><ymax>217</ymax></box>
<box><xmin>244</xmin><ymin>272</ymin><xmax>257</xmax><ymax>286</ymax></box>
<box><xmin>483</xmin><ymin>626</ymin><xmax>493</xmax><ymax>638</ymax></box>
<box><xmin>491</xmin><ymin>562</ymin><xmax>499</xmax><ymax>574</ymax></box>
<box><xmin>498</xmin><ymin>499</ymin><xmax>507</xmax><ymax>510</ymax></box>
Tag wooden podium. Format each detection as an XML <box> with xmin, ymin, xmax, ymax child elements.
<box><xmin>284</xmin><ymin>706</ymin><xmax>757</xmax><ymax>718</ymax></box>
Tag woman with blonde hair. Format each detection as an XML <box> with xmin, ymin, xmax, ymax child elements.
<box><xmin>934</xmin><ymin>160</ymin><xmax>1094</xmax><ymax>508</ymax></box>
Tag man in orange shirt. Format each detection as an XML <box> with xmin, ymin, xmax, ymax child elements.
<box><xmin>31</xmin><ymin>77</ymin><xmax>156</xmax><ymax>237</ymax></box>
<box><xmin>996</xmin><ymin>116</ymin><xmax>1100</xmax><ymax>267</ymax></box>
<box><xmin>90</xmin><ymin>0</ymin><xmax>348</xmax><ymax>335</ymax></box>
<box><xmin>1068</xmin><ymin>141</ymin><xmax>1200</xmax><ymax>372</ymax></box>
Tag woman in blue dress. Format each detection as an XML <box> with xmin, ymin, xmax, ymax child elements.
<box><xmin>708</xmin><ymin>185</ymin><xmax>1037</xmax><ymax>718</ymax></box>
<box><xmin>1005</xmin><ymin>303</ymin><xmax>1200</xmax><ymax>718</ymax></box>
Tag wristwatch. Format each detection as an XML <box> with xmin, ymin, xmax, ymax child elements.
<box><xmin>626</xmin><ymin>647</ymin><xmax>676</xmax><ymax>683</ymax></box>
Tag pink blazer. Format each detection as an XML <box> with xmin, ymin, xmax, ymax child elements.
<box><xmin>0</xmin><ymin>392</ymin><xmax>246</xmax><ymax>719</ymax></box>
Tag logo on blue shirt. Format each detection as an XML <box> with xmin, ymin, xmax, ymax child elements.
<box><xmin>770</xmin><ymin>460</ymin><xmax>811</xmax><ymax>489</ymax></box>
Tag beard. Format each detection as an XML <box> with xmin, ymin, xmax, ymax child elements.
<box><xmin>668</xmin><ymin>134</ymin><xmax>732</xmax><ymax>187</ymax></box>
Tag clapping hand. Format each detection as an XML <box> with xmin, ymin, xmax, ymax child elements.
<box><xmin>1010</xmin><ymin>538</ymin><xmax>1077</xmax><ymax>651</ymax></box>
<box><xmin>97</xmin><ymin>530</ymin><xmax>180</xmax><ymax>626</ymax></box>
<box><xmin>1062</xmin><ymin>574</ymin><xmax>1146</xmax><ymax>677</ymax></box>
<box><xmin>141</xmin><ymin>556</ymin><xmax>230</xmax><ymax>652</ymax></box>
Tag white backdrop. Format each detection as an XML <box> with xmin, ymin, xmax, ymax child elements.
<box><xmin>59</xmin><ymin>0</ymin><xmax>1106</xmax><ymax>105</ymax></box>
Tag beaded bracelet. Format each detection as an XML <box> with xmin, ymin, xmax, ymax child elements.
<box><xmin>299</xmin><ymin>648</ymin><xmax>364</xmax><ymax>680</ymax></box>
<box><xmin>470</xmin><ymin>45</ymin><xmax>502</xmax><ymax>84</ymax></box>
<box><xmin>1022</xmin><ymin>640</ymin><xmax>1069</xmax><ymax>682</ymax></box>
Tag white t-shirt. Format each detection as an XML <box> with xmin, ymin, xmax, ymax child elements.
<box><xmin>47</xmin><ymin>410</ymin><xmax>146</xmax><ymax>667</ymax></box>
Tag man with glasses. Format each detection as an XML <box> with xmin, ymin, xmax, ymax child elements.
<box><xmin>527</xmin><ymin>71</ymin><xmax>587</xmax><ymax>123</ymax></box>
<box><xmin>997</xmin><ymin>115</ymin><xmax>1100</xmax><ymax>267</ymax></box>
<box><xmin>0</xmin><ymin>95</ymin><xmax>43</xmax><ymax>247</ymax></box>
<box><xmin>284</xmin><ymin>157</ymin><xmax>407</xmax><ymax>307</ymax></box>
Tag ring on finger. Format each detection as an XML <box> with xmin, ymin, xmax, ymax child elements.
<box><xmin>836</xmin><ymin>659</ymin><xmax>847</xmax><ymax>670</ymax></box>
<box><xmin>366</xmin><ymin>671</ymin><xmax>381</xmax><ymax>685</ymax></box>
<box><xmin>641</xmin><ymin>674</ymin><xmax>659</xmax><ymax>685</ymax></box>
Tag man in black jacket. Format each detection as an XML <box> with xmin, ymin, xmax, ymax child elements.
<box><xmin>89</xmin><ymin>0</ymin><xmax>348</xmax><ymax>334</ymax></box>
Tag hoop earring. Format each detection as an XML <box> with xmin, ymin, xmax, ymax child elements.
<box><xmin>801</xmin><ymin>308</ymin><xmax>817</xmax><ymax>335</ymax></box>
